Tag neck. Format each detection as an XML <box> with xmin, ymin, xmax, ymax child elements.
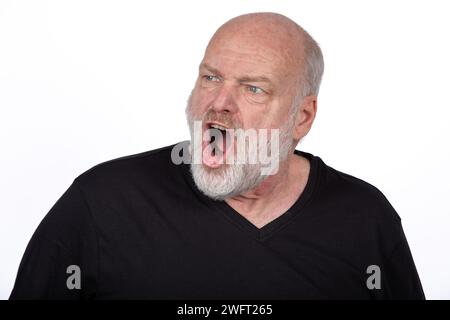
<box><xmin>224</xmin><ymin>151</ymin><xmax>310</xmax><ymax>228</ymax></box>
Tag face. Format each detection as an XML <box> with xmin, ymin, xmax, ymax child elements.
<box><xmin>191</xmin><ymin>33</ymin><xmax>300</xmax><ymax>131</ymax></box>
<box><xmin>186</xmin><ymin>28</ymin><xmax>302</xmax><ymax>200</ymax></box>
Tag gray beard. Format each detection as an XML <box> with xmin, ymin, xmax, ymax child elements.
<box><xmin>189</xmin><ymin>160</ymin><xmax>265</xmax><ymax>200</ymax></box>
<box><xmin>185</xmin><ymin>99</ymin><xmax>296</xmax><ymax>201</ymax></box>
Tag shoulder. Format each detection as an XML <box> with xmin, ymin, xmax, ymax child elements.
<box><xmin>313</xmin><ymin>155</ymin><xmax>402</xmax><ymax>225</ymax></box>
<box><xmin>74</xmin><ymin>143</ymin><xmax>180</xmax><ymax>187</ymax></box>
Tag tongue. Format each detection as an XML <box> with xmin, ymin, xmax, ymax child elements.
<box><xmin>202</xmin><ymin>145</ymin><xmax>224</xmax><ymax>168</ymax></box>
<box><xmin>202</xmin><ymin>129</ymin><xmax>227</xmax><ymax>168</ymax></box>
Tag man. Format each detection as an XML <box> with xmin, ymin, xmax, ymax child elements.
<box><xmin>10</xmin><ymin>12</ymin><xmax>425</xmax><ymax>299</ymax></box>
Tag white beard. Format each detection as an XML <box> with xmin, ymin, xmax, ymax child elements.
<box><xmin>185</xmin><ymin>97</ymin><xmax>296</xmax><ymax>200</ymax></box>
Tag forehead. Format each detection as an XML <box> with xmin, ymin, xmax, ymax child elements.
<box><xmin>202</xmin><ymin>35</ymin><xmax>297</xmax><ymax>84</ymax></box>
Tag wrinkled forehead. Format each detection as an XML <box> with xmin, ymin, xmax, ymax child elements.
<box><xmin>203</xmin><ymin>23</ymin><xmax>304</xmax><ymax>84</ymax></box>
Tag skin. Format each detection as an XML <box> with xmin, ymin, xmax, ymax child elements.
<box><xmin>189</xmin><ymin>13</ymin><xmax>318</xmax><ymax>228</ymax></box>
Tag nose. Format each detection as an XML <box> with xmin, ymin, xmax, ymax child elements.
<box><xmin>210</xmin><ymin>84</ymin><xmax>238</xmax><ymax>114</ymax></box>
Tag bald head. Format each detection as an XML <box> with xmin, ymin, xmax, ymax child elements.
<box><xmin>205</xmin><ymin>12</ymin><xmax>324</xmax><ymax>99</ymax></box>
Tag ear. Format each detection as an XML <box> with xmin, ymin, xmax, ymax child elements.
<box><xmin>293</xmin><ymin>95</ymin><xmax>317</xmax><ymax>140</ymax></box>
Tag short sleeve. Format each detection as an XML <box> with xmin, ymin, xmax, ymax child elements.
<box><xmin>9</xmin><ymin>179</ymin><xmax>99</xmax><ymax>300</ymax></box>
<box><xmin>381</xmin><ymin>224</ymin><xmax>426</xmax><ymax>299</ymax></box>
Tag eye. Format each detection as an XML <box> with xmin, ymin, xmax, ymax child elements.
<box><xmin>242</xmin><ymin>85</ymin><xmax>269</xmax><ymax>104</ymax></box>
<box><xmin>203</xmin><ymin>75</ymin><xmax>220</xmax><ymax>82</ymax></box>
<box><xmin>247</xmin><ymin>85</ymin><xmax>264</xmax><ymax>94</ymax></box>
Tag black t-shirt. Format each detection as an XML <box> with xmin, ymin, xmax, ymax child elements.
<box><xmin>9</xmin><ymin>144</ymin><xmax>425</xmax><ymax>299</ymax></box>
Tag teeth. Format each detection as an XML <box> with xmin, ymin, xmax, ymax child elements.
<box><xmin>210</xmin><ymin>124</ymin><xmax>227</xmax><ymax>131</ymax></box>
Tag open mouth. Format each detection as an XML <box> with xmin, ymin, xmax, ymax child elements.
<box><xmin>202</xmin><ymin>121</ymin><xmax>234</xmax><ymax>168</ymax></box>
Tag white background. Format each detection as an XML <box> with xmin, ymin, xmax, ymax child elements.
<box><xmin>1</xmin><ymin>0</ymin><xmax>449</xmax><ymax>299</ymax></box>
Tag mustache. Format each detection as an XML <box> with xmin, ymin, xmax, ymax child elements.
<box><xmin>204</xmin><ymin>110</ymin><xmax>239</xmax><ymax>129</ymax></box>
<box><xmin>189</xmin><ymin>107</ymin><xmax>242</xmax><ymax>130</ymax></box>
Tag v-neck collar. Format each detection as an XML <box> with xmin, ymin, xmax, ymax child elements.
<box><xmin>181</xmin><ymin>149</ymin><xmax>319</xmax><ymax>242</ymax></box>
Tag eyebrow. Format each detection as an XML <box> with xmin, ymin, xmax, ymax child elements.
<box><xmin>238</xmin><ymin>75</ymin><xmax>273</xmax><ymax>85</ymax></box>
<box><xmin>199</xmin><ymin>63</ymin><xmax>223</xmax><ymax>77</ymax></box>
<box><xmin>199</xmin><ymin>63</ymin><xmax>273</xmax><ymax>85</ymax></box>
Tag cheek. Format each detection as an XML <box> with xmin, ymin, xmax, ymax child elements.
<box><xmin>238</xmin><ymin>112</ymin><xmax>263</xmax><ymax>130</ymax></box>
<box><xmin>190</xmin><ymin>88</ymin><xmax>215</xmax><ymax>112</ymax></box>
<box><xmin>239</xmin><ymin>102</ymin><xmax>277</xmax><ymax>128</ymax></box>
